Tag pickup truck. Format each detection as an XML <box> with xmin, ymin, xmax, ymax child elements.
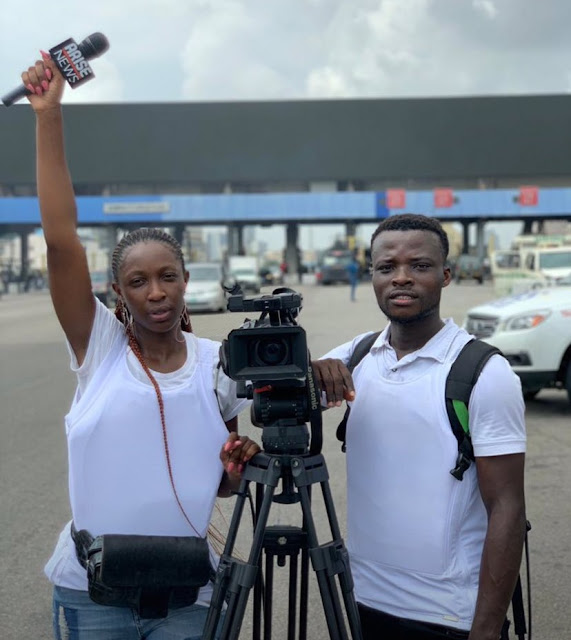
<box><xmin>463</xmin><ymin>276</ymin><xmax>571</xmax><ymax>402</ymax></box>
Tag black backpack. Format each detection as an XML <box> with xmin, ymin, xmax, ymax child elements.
<box><xmin>335</xmin><ymin>333</ymin><xmax>531</xmax><ymax>640</ymax></box>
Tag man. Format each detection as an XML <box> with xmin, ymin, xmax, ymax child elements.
<box><xmin>312</xmin><ymin>214</ymin><xmax>526</xmax><ymax>640</ymax></box>
<box><xmin>346</xmin><ymin>254</ymin><xmax>361</xmax><ymax>302</ymax></box>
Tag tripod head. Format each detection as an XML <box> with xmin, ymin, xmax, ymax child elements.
<box><xmin>220</xmin><ymin>287</ymin><xmax>322</xmax><ymax>459</ymax></box>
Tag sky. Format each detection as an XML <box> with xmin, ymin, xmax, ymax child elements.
<box><xmin>2</xmin><ymin>0</ymin><xmax>570</xmax><ymax>251</ymax></box>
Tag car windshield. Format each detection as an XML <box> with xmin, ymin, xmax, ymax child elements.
<box><xmin>233</xmin><ymin>269</ymin><xmax>255</xmax><ymax>276</ymax></box>
<box><xmin>322</xmin><ymin>256</ymin><xmax>351</xmax><ymax>267</ymax></box>
<box><xmin>539</xmin><ymin>251</ymin><xmax>571</xmax><ymax>269</ymax></box>
<box><xmin>188</xmin><ymin>266</ymin><xmax>221</xmax><ymax>281</ymax></box>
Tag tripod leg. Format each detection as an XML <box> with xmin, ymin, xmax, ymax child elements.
<box><xmin>320</xmin><ymin>481</ymin><xmax>363</xmax><ymax>640</ymax></box>
<box><xmin>202</xmin><ymin>475</ymin><xmax>251</xmax><ymax>640</ymax></box>
<box><xmin>216</xmin><ymin>456</ymin><xmax>283</xmax><ymax>640</ymax></box>
<box><xmin>292</xmin><ymin>456</ymin><xmax>364</xmax><ymax>640</ymax></box>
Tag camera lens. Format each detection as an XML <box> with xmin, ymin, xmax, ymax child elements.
<box><xmin>254</xmin><ymin>338</ymin><xmax>290</xmax><ymax>366</ymax></box>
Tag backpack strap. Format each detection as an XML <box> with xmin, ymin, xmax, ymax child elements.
<box><xmin>335</xmin><ymin>331</ymin><xmax>381</xmax><ymax>452</ymax></box>
<box><xmin>445</xmin><ymin>339</ymin><xmax>502</xmax><ymax>480</ymax></box>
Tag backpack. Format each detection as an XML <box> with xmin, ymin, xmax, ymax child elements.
<box><xmin>335</xmin><ymin>332</ymin><xmax>531</xmax><ymax>640</ymax></box>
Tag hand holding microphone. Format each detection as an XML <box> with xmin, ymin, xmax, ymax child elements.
<box><xmin>20</xmin><ymin>52</ymin><xmax>66</xmax><ymax>112</ymax></box>
<box><xmin>2</xmin><ymin>33</ymin><xmax>109</xmax><ymax>107</ymax></box>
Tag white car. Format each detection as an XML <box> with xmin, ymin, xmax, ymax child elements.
<box><xmin>184</xmin><ymin>263</ymin><xmax>227</xmax><ymax>313</ymax></box>
<box><xmin>463</xmin><ymin>276</ymin><xmax>571</xmax><ymax>402</ymax></box>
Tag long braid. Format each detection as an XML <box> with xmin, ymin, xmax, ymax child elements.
<box><xmin>125</xmin><ymin>325</ymin><xmax>201</xmax><ymax>535</ymax></box>
<box><xmin>113</xmin><ymin>232</ymin><xmax>225</xmax><ymax>550</ymax></box>
<box><xmin>123</xmin><ymin>320</ymin><xmax>226</xmax><ymax>552</ymax></box>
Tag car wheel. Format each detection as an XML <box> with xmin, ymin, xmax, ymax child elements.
<box><xmin>523</xmin><ymin>389</ymin><xmax>540</xmax><ymax>401</ymax></box>
<box><xmin>565</xmin><ymin>360</ymin><xmax>571</xmax><ymax>404</ymax></box>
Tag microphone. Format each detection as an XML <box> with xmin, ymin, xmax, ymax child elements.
<box><xmin>1</xmin><ymin>32</ymin><xmax>110</xmax><ymax>107</ymax></box>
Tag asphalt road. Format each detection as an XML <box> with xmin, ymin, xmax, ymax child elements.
<box><xmin>1</xmin><ymin>280</ymin><xmax>570</xmax><ymax>639</ymax></box>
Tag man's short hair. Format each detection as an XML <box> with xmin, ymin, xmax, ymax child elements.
<box><xmin>371</xmin><ymin>214</ymin><xmax>449</xmax><ymax>261</ymax></box>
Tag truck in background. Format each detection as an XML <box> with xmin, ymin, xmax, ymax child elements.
<box><xmin>490</xmin><ymin>234</ymin><xmax>571</xmax><ymax>296</ymax></box>
<box><xmin>228</xmin><ymin>255</ymin><xmax>262</xmax><ymax>294</ymax></box>
<box><xmin>315</xmin><ymin>241</ymin><xmax>369</xmax><ymax>286</ymax></box>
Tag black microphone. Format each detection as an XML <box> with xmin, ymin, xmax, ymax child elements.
<box><xmin>1</xmin><ymin>32</ymin><xmax>110</xmax><ymax>107</ymax></box>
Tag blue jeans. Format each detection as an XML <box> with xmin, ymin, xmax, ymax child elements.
<box><xmin>53</xmin><ymin>586</ymin><xmax>223</xmax><ymax>640</ymax></box>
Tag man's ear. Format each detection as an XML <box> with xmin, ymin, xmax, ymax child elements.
<box><xmin>442</xmin><ymin>266</ymin><xmax>452</xmax><ymax>288</ymax></box>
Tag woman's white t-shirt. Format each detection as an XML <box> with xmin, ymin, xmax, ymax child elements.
<box><xmin>45</xmin><ymin>299</ymin><xmax>250</xmax><ymax>605</ymax></box>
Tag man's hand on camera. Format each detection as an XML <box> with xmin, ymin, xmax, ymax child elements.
<box><xmin>311</xmin><ymin>359</ymin><xmax>355</xmax><ymax>408</ymax></box>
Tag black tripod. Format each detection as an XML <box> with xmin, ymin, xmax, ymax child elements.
<box><xmin>202</xmin><ymin>423</ymin><xmax>363</xmax><ymax>640</ymax></box>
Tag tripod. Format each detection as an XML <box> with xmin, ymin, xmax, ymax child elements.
<box><xmin>202</xmin><ymin>430</ymin><xmax>363</xmax><ymax>640</ymax></box>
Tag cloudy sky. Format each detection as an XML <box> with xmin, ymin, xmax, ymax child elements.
<box><xmin>2</xmin><ymin>0</ymin><xmax>568</xmax><ymax>248</ymax></box>
<box><xmin>2</xmin><ymin>0</ymin><xmax>571</xmax><ymax>103</ymax></box>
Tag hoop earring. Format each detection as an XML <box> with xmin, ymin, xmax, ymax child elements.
<box><xmin>181</xmin><ymin>305</ymin><xmax>190</xmax><ymax>328</ymax></box>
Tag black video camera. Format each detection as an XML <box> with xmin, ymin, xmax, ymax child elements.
<box><xmin>221</xmin><ymin>287</ymin><xmax>321</xmax><ymax>457</ymax></box>
<box><xmin>220</xmin><ymin>288</ymin><xmax>308</xmax><ymax>384</ymax></box>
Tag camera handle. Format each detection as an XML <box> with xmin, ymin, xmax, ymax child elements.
<box><xmin>202</xmin><ymin>451</ymin><xmax>363</xmax><ymax>640</ymax></box>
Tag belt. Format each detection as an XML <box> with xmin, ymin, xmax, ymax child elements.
<box><xmin>357</xmin><ymin>603</ymin><xmax>470</xmax><ymax>639</ymax></box>
<box><xmin>70</xmin><ymin>522</ymin><xmax>94</xmax><ymax>570</ymax></box>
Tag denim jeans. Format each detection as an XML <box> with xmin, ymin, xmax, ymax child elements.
<box><xmin>53</xmin><ymin>586</ymin><xmax>223</xmax><ymax>640</ymax></box>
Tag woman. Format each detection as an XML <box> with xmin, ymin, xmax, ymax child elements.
<box><xmin>23</xmin><ymin>53</ymin><xmax>259</xmax><ymax>639</ymax></box>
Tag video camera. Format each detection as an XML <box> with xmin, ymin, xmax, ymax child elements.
<box><xmin>221</xmin><ymin>288</ymin><xmax>307</xmax><ymax>384</ymax></box>
<box><xmin>220</xmin><ymin>288</ymin><xmax>321</xmax><ymax>457</ymax></box>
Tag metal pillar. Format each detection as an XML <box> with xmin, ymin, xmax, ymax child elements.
<box><xmin>106</xmin><ymin>226</ymin><xmax>119</xmax><ymax>276</ymax></box>
<box><xmin>172</xmin><ymin>224</ymin><xmax>185</xmax><ymax>247</ymax></box>
<box><xmin>475</xmin><ymin>220</ymin><xmax>486</xmax><ymax>259</ymax></box>
<box><xmin>19</xmin><ymin>229</ymin><xmax>29</xmax><ymax>290</ymax></box>
<box><xmin>228</xmin><ymin>223</ymin><xmax>245</xmax><ymax>256</ymax></box>
<box><xmin>284</xmin><ymin>223</ymin><xmax>300</xmax><ymax>282</ymax></box>
<box><xmin>462</xmin><ymin>222</ymin><xmax>470</xmax><ymax>255</ymax></box>
<box><xmin>345</xmin><ymin>222</ymin><xmax>357</xmax><ymax>240</ymax></box>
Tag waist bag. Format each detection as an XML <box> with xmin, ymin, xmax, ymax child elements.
<box><xmin>72</xmin><ymin>525</ymin><xmax>212</xmax><ymax>618</ymax></box>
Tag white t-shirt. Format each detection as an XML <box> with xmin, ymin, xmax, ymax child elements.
<box><xmin>45</xmin><ymin>299</ymin><xmax>250</xmax><ymax>606</ymax></box>
<box><xmin>70</xmin><ymin>298</ymin><xmax>243</xmax><ymax>422</ymax></box>
<box><xmin>321</xmin><ymin>319</ymin><xmax>526</xmax><ymax>630</ymax></box>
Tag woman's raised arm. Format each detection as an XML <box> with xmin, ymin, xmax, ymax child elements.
<box><xmin>25</xmin><ymin>55</ymin><xmax>95</xmax><ymax>364</ymax></box>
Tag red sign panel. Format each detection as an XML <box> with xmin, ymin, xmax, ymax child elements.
<box><xmin>386</xmin><ymin>189</ymin><xmax>406</xmax><ymax>209</ymax></box>
<box><xmin>433</xmin><ymin>188</ymin><xmax>455</xmax><ymax>208</ymax></box>
<box><xmin>519</xmin><ymin>186</ymin><xmax>539</xmax><ymax>206</ymax></box>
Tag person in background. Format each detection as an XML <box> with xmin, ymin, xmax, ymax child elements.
<box><xmin>313</xmin><ymin>214</ymin><xmax>526</xmax><ymax>640</ymax></box>
<box><xmin>346</xmin><ymin>254</ymin><xmax>361</xmax><ymax>302</ymax></box>
<box><xmin>23</xmin><ymin>52</ymin><xmax>258</xmax><ymax>640</ymax></box>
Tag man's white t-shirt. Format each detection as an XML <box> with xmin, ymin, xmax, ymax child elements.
<box><xmin>321</xmin><ymin>319</ymin><xmax>526</xmax><ymax>630</ymax></box>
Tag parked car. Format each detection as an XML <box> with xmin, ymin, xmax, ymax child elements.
<box><xmin>90</xmin><ymin>270</ymin><xmax>114</xmax><ymax>306</ymax></box>
<box><xmin>259</xmin><ymin>261</ymin><xmax>283</xmax><ymax>286</ymax></box>
<box><xmin>184</xmin><ymin>262</ymin><xmax>227</xmax><ymax>313</ymax></box>
<box><xmin>463</xmin><ymin>275</ymin><xmax>571</xmax><ymax>402</ymax></box>
<box><xmin>455</xmin><ymin>254</ymin><xmax>484</xmax><ymax>284</ymax></box>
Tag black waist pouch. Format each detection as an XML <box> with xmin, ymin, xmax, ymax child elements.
<box><xmin>86</xmin><ymin>534</ymin><xmax>211</xmax><ymax>618</ymax></box>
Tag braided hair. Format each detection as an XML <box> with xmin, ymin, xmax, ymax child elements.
<box><xmin>112</xmin><ymin>228</ymin><xmax>192</xmax><ymax>332</ymax></box>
